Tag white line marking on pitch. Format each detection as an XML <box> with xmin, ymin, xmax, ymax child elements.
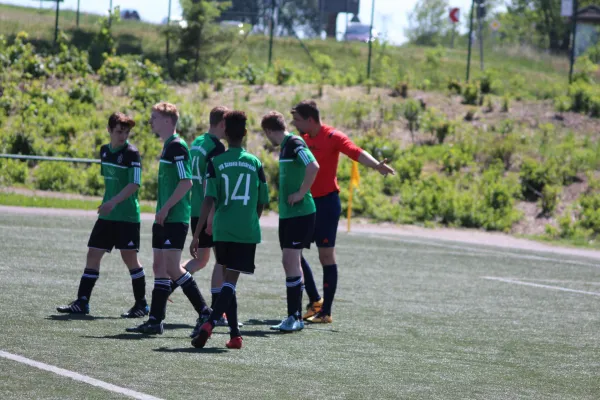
<box><xmin>482</xmin><ymin>276</ymin><xmax>600</xmax><ymax>297</ymax></box>
<box><xmin>356</xmin><ymin>233</ymin><xmax>600</xmax><ymax>268</ymax></box>
<box><xmin>0</xmin><ymin>350</ymin><xmax>164</xmax><ymax>400</ymax></box>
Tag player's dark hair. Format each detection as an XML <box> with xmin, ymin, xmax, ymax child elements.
<box><xmin>209</xmin><ymin>106</ymin><xmax>228</xmax><ymax>127</ymax></box>
<box><xmin>108</xmin><ymin>112</ymin><xmax>136</xmax><ymax>131</ymax></box>
<box><xmin>224</xmin><ymin>110</ymin><xmax>247</xmax><ymax>143</ymax></box>
<box><xmin>261</xmin><ymin>111</ymin><xmax>286</xmax><ymax>132</ymax></box>
<box><xmin>291</xmin><ymin>100</ymin><xmax>320</xmax><ymax>122</ymax></box>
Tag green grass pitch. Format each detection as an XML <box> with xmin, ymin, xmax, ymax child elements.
<box><xmin>1</xmin><ymin>211</ymin><xmax>599</xmax><ymax>399</ymax></box>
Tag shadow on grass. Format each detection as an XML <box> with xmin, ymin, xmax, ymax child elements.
<box><xmin>46</xmin><ymin>314</ymin><xmax>121</xmax><ymax>321</ymax></box>
<box><xmin>243</xmin><ymin>319</ymin><xmax>283</xmax><ymax>326</ymax></box>
<box><xmin>81</xmin><ymin>333</ymin><xmax>160</xmax><ymax>341</ymax></box>
<box><xmin>153</xmin><ymin>346</ymin><xmax>228</xmax><ymax>354</ymax></box>
<box><xmin>163</xmin><ymin>323</ymin><xmax>194</xmax><ymax>330</ymax></box>
<box><xmin>238</xmin><ymin>330</ymin><xmax>284</xmax><ymax>338</ymax></box>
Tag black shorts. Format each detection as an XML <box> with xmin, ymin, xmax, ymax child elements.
<box><xmin>190</xmin><ymin>217</ymin><xmax>214</xmax><ymax>248</ymax></box>
<box><xmin>215</xmin><ymin>242</ymin><xmax>256</xmax><ymax>275</ymax></box>
<box><xmin>152</xmin><ymin>223</ymin><xmax>188</xmax><ymax>251</ymax></box>
<box><xmin>279</xmin><ymin>213</ymin><xmax>316</xmax><ymax>250</ymax></box>
<box><xmin>88</xmin><ymin>219</ymin><xmax>140</xmax><ymax>252</ymax></box>
<box><xmin>313</xmin><ymin>191</ymin><xmax>342</xmax><ymax>248</ymax></box>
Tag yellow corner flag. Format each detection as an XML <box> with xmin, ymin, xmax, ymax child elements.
<box><xmin>347</xmin><ymin>161</ymin><xmax>360</xmax><ymax>232</ymax></box>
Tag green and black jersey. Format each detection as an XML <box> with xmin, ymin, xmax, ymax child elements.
<box><xmin>99</xmin><ymin>141</ymin><xmax>141</xmax><ymax>223</ymax></box>
<box><xmin>157</xmin><ymin>133</ymin><xmax>192</xmax><ymax>224</ymax></box>
<box><xmin>278</xmin><ymin>134</ymin><xmax>316</xmax><ymax>219</ymax></box>
<box><xmin>205</xmin><ymin>148</ymin><xmax>269</xmax><ymax>244</ymax></box>
<box><xmin>190</xmin><ymin>133</ymin><xmax>226</xmax><ymax>217</ymax></box>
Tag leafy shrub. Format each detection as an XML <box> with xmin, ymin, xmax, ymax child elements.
<box><xmin>480</xmin><ymin>69</ymin><xmax>498</xmax><ymax>94</ymax></box>
<box><xmin>441</xmin><ymin>147</ymin><xmax>471</xmax><ymax>174</ymax></box>
<box><xmin>98</xmin><ymin>56</ymin><xmax>129</xmax><ymax>86</ymax></box>
<box><xmin>554</xmin><ymin>95</ymin><xmax>571</xmax><ymax>116</ymax></box>
<box><xmin>393</xmin><ymin>154</ymin><xmax>423</xmax><ymax>183</ymax></box>
<box><xmin>462</xmin><ymin>83</ymin><xmax>479</xmax><ymax>105</ymax></box>
<box><xmin>355</xmin><ymin>132</ymin><xmax>401</xmax><ymax>162</ymax></box>
<box><xmin>519</xmin><ymin>157</ymin><xmax>561</xmax><ymax>201</ymax></box>
<box><xmin>589</xmin><ymin>96</ymin><xmax>600</xmax><ymax>118</ymax></box>
<box><xmin>501</xmin><ymin>95</ymin><xmax>511</xmax><ymax>112</ymax></box>
<box><xmin>578</xmin><ymin>192</ymin><xmax>600</xmax><ymax>234</ymax></box>
<box><xmin>275</xmin><ymin>62</ymin><xmax>293</xmax><ymax>85</ymax></box>
<box><xmin>403</xmin><ymin>99</ymin><xmax>421</xmax><ymax>142</ymax></box>
<box><xmin>568</xmin><ymin>82</ymin><xmax>593</xmax><ymax>113</ymax></box>
<box><xmin>69</xmin><ymin>80</ymin><xmax>101</xmax><ymax>105</ymax></box>
<box><xmin>0</xmin><ymin>158</ymin><xmax>28</xmax><ymax>186</ymax></box>
<box><xmin>447</xmin><ymin>79</ymin><xmax>462</xmax><ymax>95</ymax></box>
<box><xmin>539</xmin><ymin>185</ymin><xmax>561</xmax><ymax>216</ymax></box>
<box><xmin>486</xmin><ymin>133</ymin><xmax>518</xmax><ymax>171</ymax></box>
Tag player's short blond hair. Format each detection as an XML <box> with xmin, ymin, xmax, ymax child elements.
<box><xmin>152</xmin><ymin>102</ymin><xmax>179</xmax><ymax>125</ymax></box>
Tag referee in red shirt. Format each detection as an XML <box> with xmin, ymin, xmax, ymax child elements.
<box><xmin>291</xmin><ymin>100</ymin><xmax>395</xmax><ymax>323</ymax></box>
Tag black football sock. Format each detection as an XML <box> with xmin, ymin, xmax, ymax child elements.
<box><xmin>321</xmin><ymin>264</ymin><xmax>338</xmax><ymax>316</ymax></box>
<box><xmin>148</xmin><ymin>278</ymin><xmax>171</xmax><ymax>322</ymax></box>
<box><xmin>77</xmin><ymin>268</ymin><xmax>99</xmax><ymax>302</ymax></box>
<box><xmin>226</xmin><ymin>293</ymin><xmax>240</xmax><ymax>338</ymax></box>
<box><xmin>301</xmin><ymin>256</ymin><xmax>321</xmax><ymax>303</ymax></box>
<box><xmin>209</xmin><ymin>283</ymin><xmax>235</xmax><ymax>326</ymax></box>
<box><xmin>129</xmin><ymin>267</ymin><xmax>146</xmax><ymax>304</ymax></box>
<box><xmin>286</xmin><ymin>276</ymin><xmax>302</xmax><ymax>318</ymax></box>
<box><xmin>176</xmin><ymin>272</ymin><xmax>208</xmax><ymax>315</ymax></box>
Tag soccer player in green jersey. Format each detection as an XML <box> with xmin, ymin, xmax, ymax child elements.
<box><xmin>260</xmin><ymin>111</ymin><xmax>319</xmax><ymax>332</ymax></box>
<box><xmin>127</xmin><ymin>102</ymin><xmax>210</xmax><ymax>335</ymax></box>
<box><xmin>190</xmin><ymin>111</ymin><xmax>269</xmax><ymax>349</ymax></box>
<box><xmin>57</xmin><ymin>112</ymin><xmax>148</xmax><ymax>318</ymax></box>
<box><xmin>174</xmin><ymin>106</ymin><xmax>232</xmax><ymax>336</ymax></box>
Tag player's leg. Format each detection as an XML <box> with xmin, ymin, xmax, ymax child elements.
<box><xmin>115</xmin><ymin>222</ymin><xmax>148</xmax><ymax>318</ymax></box>
<box><xmin>192</xmin><ymin>268</ymin><xmax>241</xmax><ymax>348</ymax></box>
<box><xmin>307</xmin><ymin>193</ymin><xmax>340</xmax><ymax>324</ymax></box>
<box><xmin>57</xmin><ymin>220</ymin><xmax>111</xmax><ymax>314</ymax></box>
<box><xmin>172</xmin><ymin>218</ymin><xmax>212</xmax><ymax>294</ymax></box>
<box><xmin>126</xmin><ymin>224</ymin><xmax>170</xmax><ymax>334</ymax></box>
<box><xmin>119</xmin><ymin>249</ymin><xmax>149</xmax><ymax>318</ymax></box>
<box><xmin>193</xmin><ymin>242</ymin><xmax>254</xmax><ymax>349</ymax></box>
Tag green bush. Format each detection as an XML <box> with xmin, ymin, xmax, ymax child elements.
<box><xmin>539</xmin><ymin>185</ymin><xmax>561</xmax><ymax>216</ymax></box>
<box><xmin>69</xmin><ymin>80</ymin><xmax>101</xmax><ymax>105</ymax></box>
<box><xmin>33</xmin><ymin>162</ymin><xmax>78</xmax><ymax>192</ymax></box>
<box><xmin>519</xmin><ymin>157</ymin><xmax>561</xmax><ymax>201</ymax></box>
<box><xmin>568</xmin><ymin>81</ymin><xmax>593</xmax><ymax>113</ymax></box>
<box><xmin>462</xmin><ymin>83</ymin><xmax>479</xmax><ymax>105</ymax></box>
<box><xmin>98</xmin><ymin>56</ymin><xmax>129</xmax><ymax>86</ymax></box>
<box><xmin>480</xmin><ymin>70</ymin><xmax>498</xmax><ymax>95</ymax></box>
<box><xmin>393</xmin><ymin>154</ymin><xmax>423</xmax><ymax>183</ymax></box>
<box><xmin>577</xmin><ymin>192</ymin><xmax>600</xmax><ymax>234</ymax></box>
<box><xmin>0</xmin><ymin>158</ymin><xmax>28</xmax><ymax>186</ymax></box>
<box><xmin>274</xmin><ymin>61</ymin><xmax>293</xmax><ymax>85</ymax></box>
<box><xmin>441</xmin><ymin>147</ymin><xmax>472</xmax><ymax>175</ymax></box>
<box><xmin>486</xmin><ymin>133</ymin><xmax>518</xmax><ymax>171</ymax></box>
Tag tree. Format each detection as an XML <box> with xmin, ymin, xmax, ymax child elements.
<box><xmin>406</xmin><ymin>0</ymin><xmax>452</xmax><ymax>46</ymax></box>
<box><xmin>277</xmin><ymin>0</ymin><xmax>321</xmax><ymax>37</ymax></box>
<box><xmin>499</xmin><ymin>0</ymin><xmax>598</xmax><ymax>52</ymax></box>
<box><xmin>175</xmin><ymin>0</ymin><xmax>233</xmax><ymax>81</ymax></box>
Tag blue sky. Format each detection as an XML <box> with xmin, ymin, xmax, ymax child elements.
<box><xmin>1</xmin><ymin>0</ymin><xmax>475</xmax><ymax>44</ymax></box>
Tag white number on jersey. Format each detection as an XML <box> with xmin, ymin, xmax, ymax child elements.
<box><xmin>222</xmin><ymin>173</ymin><xmax>251</xmax><ymax>206</ymax></box>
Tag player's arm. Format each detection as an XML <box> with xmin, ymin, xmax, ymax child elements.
<box><xmin>98</xmin><ymin>152</ymin><xmax>141</xmax><ymax>216</ymax></box>
<box><xmin>203</xmin><ymin>144</ymin><xmax>224</xmax><ymax>234</ymax></box>
<box><xmin>191</xmin><ymin>160</ymin><xmax>218</xmax><ymax>258</ymax></box>
<box><xmin>156</xmin><ymin>146</ymin><xmax>193</xmax><ymax>225</ymax></box>
<box><xmin>257</xmin><ymin>163</ymin><xmax>269</xmax><ymax>219</ymax></box>
<box><xmin>289</xmin><ymin>143</ymin><xmax>319</xmax><ymax>205</ymax></box>
<box><xmin>335</xmin><ymin>132</ymin><xmax>395</xmax><ymax>176</ymax></box>
<box><xmin>202</xmin><ymin>178</ymin><xmax>217</xmax><ymax>235</ymax></box>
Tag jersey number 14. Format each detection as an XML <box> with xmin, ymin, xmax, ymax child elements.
<box><xmin>222</xmin><ymin>173</ymin><xmax>251</xmax><ymax>206</ymax></box>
